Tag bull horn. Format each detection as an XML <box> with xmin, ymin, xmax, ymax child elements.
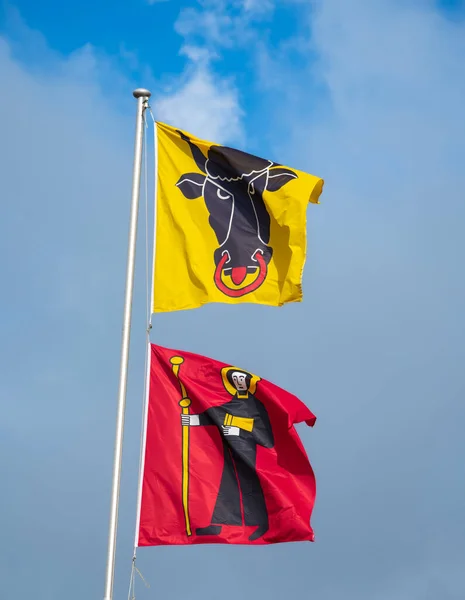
<box><xmin>176</xmin><ymin>130</ymin><xmax>207</xmax><ymax>174</ymax></box>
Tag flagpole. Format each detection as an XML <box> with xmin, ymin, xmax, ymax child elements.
<box><xmin>103</xmin><ymin>88</ymin><xmax>151</xmax><ymax>600</ymax></box>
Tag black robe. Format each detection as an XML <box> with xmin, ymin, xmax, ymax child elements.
<box><xmin>197</xmin><ymin>392</ymin><xmax>274</xmax><ymax>528</ymax></box>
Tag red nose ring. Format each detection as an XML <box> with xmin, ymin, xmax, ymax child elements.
<box><xmin>214</xmin><ymin>253</ymin><xmax>267</xmax><ymax>297</ymax></box>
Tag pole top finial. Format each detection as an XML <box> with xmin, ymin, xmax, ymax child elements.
<box><xmin>133</xmin><ymin>88</ymin><xmax>151</xmax><ymax>99</ymax></box>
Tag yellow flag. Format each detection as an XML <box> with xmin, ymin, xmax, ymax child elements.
<box><xmin>153</xmin><ymin>121</ymin><xmax>323</xmax><ymax>313</ymax></box>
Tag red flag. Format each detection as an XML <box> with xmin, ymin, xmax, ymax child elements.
<box><xmin>136</xmin><ymin>344</ymin><xmax>317</xmax><ymax>546</ymax></box>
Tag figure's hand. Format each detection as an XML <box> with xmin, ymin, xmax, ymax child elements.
<box><xmin>182</xmin><ymin>414</ymin><xmax>200</xmax><ymax>426</ymax></box>
<box><xmin>222</xmin><ymin>425</ymin><xmax>240</xmax><ymax>436</ymax></box>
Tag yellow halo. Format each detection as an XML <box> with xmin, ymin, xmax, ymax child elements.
<box><xmin>221</xmin><ymin>366</ymin><xmax>260</xmax><ymax>396</ymax></box>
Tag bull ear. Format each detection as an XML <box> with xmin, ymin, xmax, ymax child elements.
<box><xmin>267</xmin><ymin>167</ymin><xmax>298</xmax><ymax>192</ymax></box>
<box><xmin>176</xmin><ymin>173</ymin><xmax>205</xmax><ymax>199</ymax></box>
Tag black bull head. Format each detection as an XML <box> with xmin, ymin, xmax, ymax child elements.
<box><xmin>176</xmin><ymin>131</ymin><xmax>298</xmax><ymax>297</ymax></box>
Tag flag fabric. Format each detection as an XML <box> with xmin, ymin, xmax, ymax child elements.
<box><xmin>136</xmin><ymin>344</ymin><xmax>317</xmax><ymax>546</ymax></box>
<box><xmin>152</xmin><ymin>121</ymin><xmax>324</xmax><ymax>313</ymax></box>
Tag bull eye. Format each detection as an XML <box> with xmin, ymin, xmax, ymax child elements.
<box><xmin>217</xmin><ymin>188</ymin><xmax>230</xmax><ymax>200</ymax></box>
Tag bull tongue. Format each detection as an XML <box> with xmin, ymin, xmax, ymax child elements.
<box><xmin>231</xmin><ymin>266</ymin><xmax>247</xmax><ymax>285</ymax></box>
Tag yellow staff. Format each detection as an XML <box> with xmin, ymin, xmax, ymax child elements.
<box><xmin>170</xmin><ymin>356</ymin><xmax>192</xmax><ymax>536</ymax></box>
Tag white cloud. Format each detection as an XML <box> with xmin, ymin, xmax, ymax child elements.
<box><xmin>175</xmin><ymin>4</ymin><xmax>235</xmax><ymax>48</ymax></box>
<box><xmin>242</xmin><ymin>0</ymin><xmax>274</xmax><ymax>14</ymax></box>
<box><xmin>154</xmin><ymin>60</ymin><xmax>243</xmax><ymax>143</ymax></box>
<box><xmin>158</xmin><ymin>0</ymin><xmax>276</xmax><ymax>145</ymax></box>
<box><xmin>264</xmin><ymin>0</ymin><xmax>465</xmax><ymax>173</ymax></box>
<box><xmin>174</xmin><ymin>0</ymin><xmax>275</xmax><ymax>49</ymax></box>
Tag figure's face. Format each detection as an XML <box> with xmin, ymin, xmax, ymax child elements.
<box><xmin>231</xmin><ymin>372</ymin><xmax>248</xmax><ymax>392</ymax></box>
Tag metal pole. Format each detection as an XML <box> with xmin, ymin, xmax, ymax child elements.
<box><xmin>103</xmin><ymin>88</ymin><xmax>151</xmax><ymax>600</ymax></box>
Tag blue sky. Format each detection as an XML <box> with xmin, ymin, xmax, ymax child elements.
<box><xmin>1</xmin><ymin>1</ymin><xmax>465</xmax><ymax>599</ymax></box>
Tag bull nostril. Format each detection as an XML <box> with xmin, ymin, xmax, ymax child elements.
<box><xmin>230</xmin><ymin>267</ymin><xmax>247</xmax><ymax>286</ymax></box>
